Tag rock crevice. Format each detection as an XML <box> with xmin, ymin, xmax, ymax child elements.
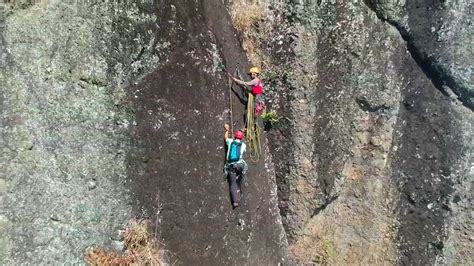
<box><xmin>365</xmin><ymin>0</ymin><xmax>474</xmax><ymax>109</ymax></box>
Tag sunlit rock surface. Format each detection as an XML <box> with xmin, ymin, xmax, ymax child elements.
<box><xmin>0</xmin><ymin>0</ymin><xmax>472</xmax><ymax>265</ymax></box>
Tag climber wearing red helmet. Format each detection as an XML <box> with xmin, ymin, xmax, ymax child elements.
<box><xmin>224</xmin><ymin>124</ymin><xmax>248</xmax><ymax>208</ymax></box>
<box><xmin>233</xmin><ymin>130</ymin><xmax>244</xmax><ymax>140</ymax></box>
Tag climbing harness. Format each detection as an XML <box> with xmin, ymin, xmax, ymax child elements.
<box><xmin>224</xmin><ymin>160</ymin><xmax>249</xmax><ymax>187</ymax></box>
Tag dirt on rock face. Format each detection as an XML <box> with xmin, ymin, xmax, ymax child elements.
<box><xmin>126</xmin><ymin>1</ymin><xmax>289</xmax><ymax>264</ymax></box>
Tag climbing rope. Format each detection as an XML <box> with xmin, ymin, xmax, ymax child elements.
<box><xmin>236</xmin><ymin>69</ymin><xmax>262</xmax><ymax>163</ymax></box>
<box><xmin>220</xmin><ymin>63</ymin><xmax>263</xmax><ymax>162</ymax></box>
<box><xmin>219</xmin><ymin>62</ymin><xmax>235</xmax><ymax>136</ymax></box>
<box><xmin>227</xmin><ymin>67</ymin><xmax>235</xmax><ymax>137</ymax></box>
<box><xmin>245</xmin><ymin>93</ymin><xmax>263</xmax><ymax>162</ymax></box>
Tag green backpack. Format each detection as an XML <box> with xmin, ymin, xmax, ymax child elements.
<box><xmin>228</xmin><ymin>141</ymin><xmax>242</xmax><ymax>163</ymax></box>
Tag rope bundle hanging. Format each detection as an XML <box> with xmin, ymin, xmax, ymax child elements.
<box><xmin>221</xmin><ymin>63</ymin><xmax>263</xmax><ymax>163</ymax></box>
<box><xmin>236</xmin><ymin>69</ymin><xmax>262</xmax><ymax>163</ymax></box>
<box><xmin>245</xmin><ymin>93</ymin><xmax>262</xmax><ymax>162</ymax></box>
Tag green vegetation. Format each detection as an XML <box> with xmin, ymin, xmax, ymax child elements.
<box><xmin>261</xmin><ymin>110</ymin><xmax>279</xmax><ymax>123</ymax></box>
<box><xmin>315</xmin><ymin>239</ymin><xmax>337</xmax><ymax>265</ymax></box>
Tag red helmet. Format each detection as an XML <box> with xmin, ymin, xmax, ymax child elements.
<box><xmin>234</xmin><ymin>130</ymin><xmax>244</xmax><ymax>140</ymax></box>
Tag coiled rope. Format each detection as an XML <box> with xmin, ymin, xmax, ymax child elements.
<box><xmin>236</xmin><ymin>69</ymin><xmax>262</xmax><ymax>162</ymax></box>
<box><xmin>221</xmin><ymin>63</ymin><xmax>263</xmax><ymax>162</ymax></box>
<box><xmin>245</xmin><ymin>93</ymin><xmax>262</xmax><ymax>162</ymax></box>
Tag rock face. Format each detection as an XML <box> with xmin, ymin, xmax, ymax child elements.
<box><xmin>241</xmin><ymin>0</ymin><xmax>472</xmax><ymax>264</ymax></box>
<box><xmin>1</xmin><ymin>0</ymin><xmax>289</xmax><ymax>264</ymax></box>
<box><xmin>367</xmin><ymin>0</ymin><xmax>474</xmax><ymax>108</ymax></box>
<box><xmin>237</xmin><ymin>1</ymin><xmax>473</xmax><ymax>264</ymax></box>
<box><xmin>126</xmin><ymin>1</ymin><xmax>289</xmax><ymax>264</ymax></box>
<box><xmin>0</xmin><ymin>0</ymin><xmax>472</xmax><ymax>265</ymax></box>
<box><xmin>0</xmin><ymin>1</ymin><xmax>165</xmax><ymax>264</ymax></box>
<box><xmin>255</xmin><ymin>2</ymin><xmax>405</xmax><ymax>263</ymax></box>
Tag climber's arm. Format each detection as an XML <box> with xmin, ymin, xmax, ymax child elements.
<box><xmin>229</xmin><ymin>74</ymin><xmax>258</xmax><ymax>87</ymax></box>
<box><xmin>224</xmin><ymin>124</ymin><xmax>230</xmax><ymax>140</ymax></box>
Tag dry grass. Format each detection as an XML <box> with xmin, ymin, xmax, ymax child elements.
<box><xmin>86</xmin><ymin>220</ymin><xmax>166</xmax><ymax>266</ymax></box>
<box><xmin>230</xmin><ymin>0</ymin><xmax>263</xmax><ymax>33</ymax></box>
<box><xmin>230</xmin><ymin>0</ymin><xmax>265</xmax><ymax>65</ymax></box>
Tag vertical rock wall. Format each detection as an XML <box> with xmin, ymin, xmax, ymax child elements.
<box><xmin>267</xmin><ymin>1</ymin><xmax>404</xmax><ymax>263</ymax></box>
<box><xmin>126</xmin><ymin>0</ymin><xmax>289</xmax><ymax>264</ymax></box>
<box><xmin>1</xmin><ymin>0</ymin><xmax>291</xmax><ymax>264</ymax></box>
<box><xmin>0</xmin><ymin>0</ymin><xmax>471</xmax><ymax>264</ymax></box>
<box><xmin>240</xmin><ymin>0</ymin><xmax>472</xmax><ymax>264</ymax></box>
<box><xmin>0</xmin><ymin>1</ymin><xmax>165</xmax><ymax>263</ymax></box>
<box><xmin>367</xmin><ymin>0</ymin><xmax>473</xmax><ymax>108</ymax></box>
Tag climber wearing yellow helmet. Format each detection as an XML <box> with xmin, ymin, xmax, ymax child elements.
<box><xmin>229</xmin><ymin>66</ymin><xmax>265</xmax><ymax>116</ymax></box>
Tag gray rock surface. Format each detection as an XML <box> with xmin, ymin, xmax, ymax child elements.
<box><xmin>126</xmin><ymin>1</ymin><xmax>290</xmax><ymax>264</ymax></box>
<box><xmin>0</xmin><ymin>0</ymin><xmax>472</xmax><ymax>264</ymax></box>
<box><xmin>367</xmin><ymin>0</ymin><xmax>474</xmax><ymax>108</ymax></box>
<box><xmin>0</xmin><ymin>1</ymin><xmax>165</xmax><ymax>264</ymax></box>
<box><xmin>246</xmin><ymin>0</ymin><xmax>472</xmax><ymax>264</ymax></box>
<box><xmin>1</xmin><ymin>0</ymin><xmax>290</xmax><ymax>264</ymax></box>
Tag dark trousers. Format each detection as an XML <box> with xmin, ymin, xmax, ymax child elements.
<box><xmin>227</xmin><ymin>163</ymin><xmax>244</xmax><ymax>206</ymax></box>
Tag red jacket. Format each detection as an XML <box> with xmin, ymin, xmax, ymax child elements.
<box><xmin>251</xmin><ymin>80</ymin><xmax>263</xmax><ymax>95</ymax></box>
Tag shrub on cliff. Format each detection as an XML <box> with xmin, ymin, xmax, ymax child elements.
<box><xmin>86</xmin><ymin>220</ymin><xmax>166</xmax><ymax>265</ymax></box>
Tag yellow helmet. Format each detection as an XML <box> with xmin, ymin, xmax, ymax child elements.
<box><xmin>248</xmin><ymin>67</ymin><xmax>261</xmax><ymax>74</ymax></box>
